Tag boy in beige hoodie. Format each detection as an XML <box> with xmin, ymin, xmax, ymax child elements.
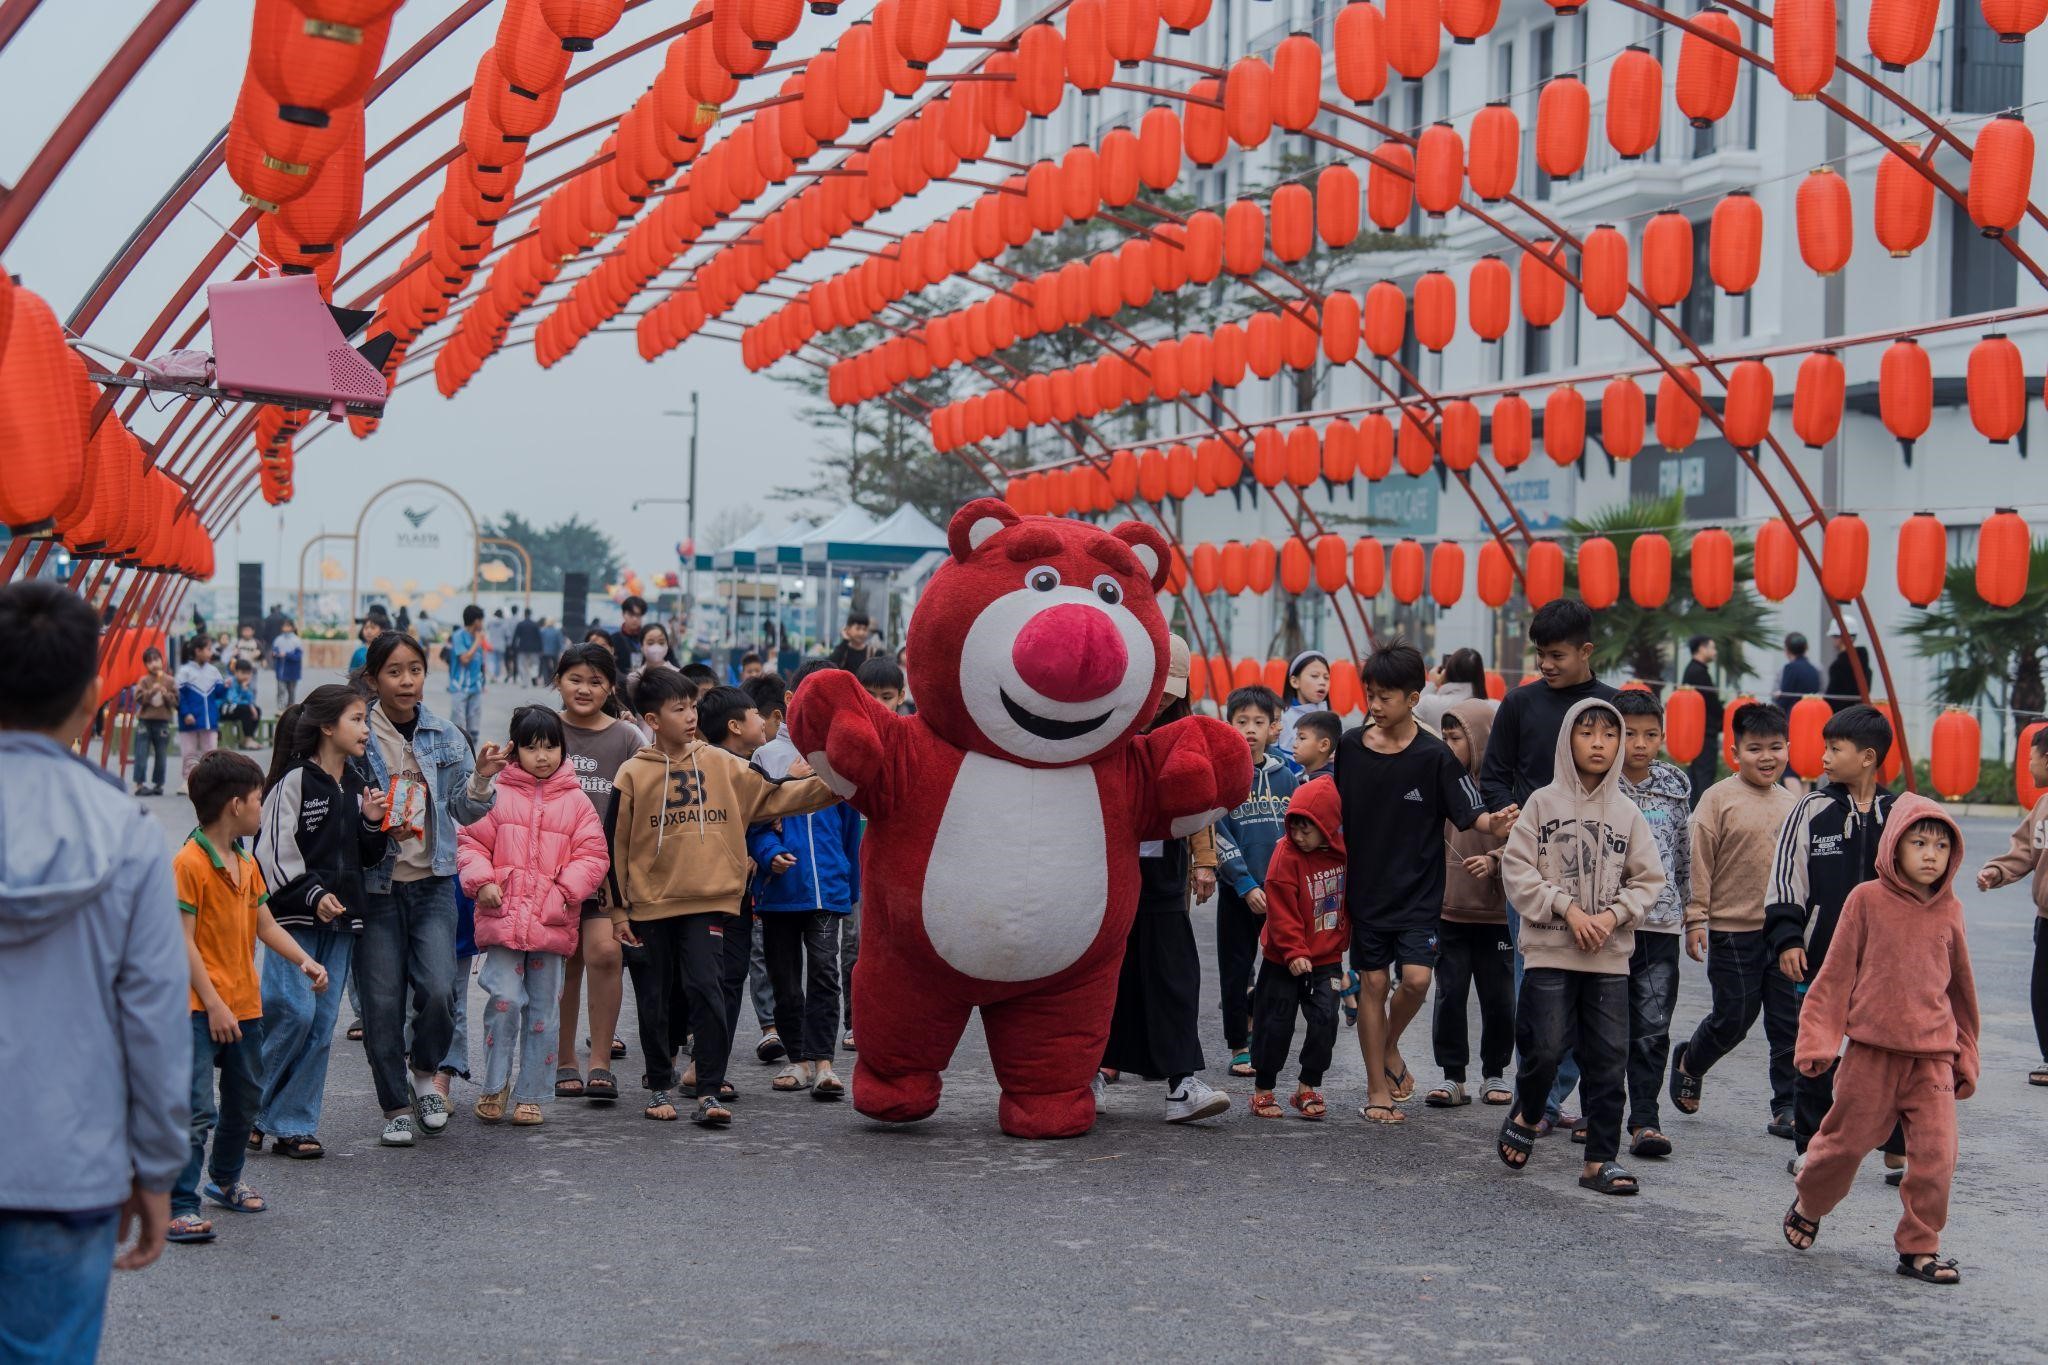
<box><xmin>606</xmin><ymin>669</ymin><xmax>837</xmax><ymax>1127</ymax></box>
<box><xmin>1976</xmin><ymin>725</ymin><xmax>2048</xmax><ymax>1087</ymax></box>
<box><xmin>1498</xmin><ymin>698</ymin><xmax>1667</xmax><ymax>1195</ymax></box>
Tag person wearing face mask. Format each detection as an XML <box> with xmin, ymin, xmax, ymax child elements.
<box><xmin>624</xmin><ymin>624</ymin><xmax>679</xmax><ymax>702</ymax></box>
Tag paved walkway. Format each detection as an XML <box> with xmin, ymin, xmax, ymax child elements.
<box><xmin>106</xmin><ymin>670</ymin><xmax>2048</xmax><ymax>1361</ymax></box>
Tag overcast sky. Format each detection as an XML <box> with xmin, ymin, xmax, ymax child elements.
<box><xmin>0</xmin><ymin>1</ymin><xmax>987</xmax><ymax>597</ymax></box>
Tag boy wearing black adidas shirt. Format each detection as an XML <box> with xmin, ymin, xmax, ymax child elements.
<box><xmin>1336</xmin><ymin>642</ymin><xmax>1508</xmax><ymax>1124</ymax></box>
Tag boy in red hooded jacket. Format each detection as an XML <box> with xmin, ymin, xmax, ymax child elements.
<box><xmin>1782</xmin><ymin>794</ymin><xmax>1979</xmax><ymax>1286</ymax></box>
<box><xmin>1248</xmin><ymin>782</ymin><xmax>1349</xmax><ymax>1121</ymax></box>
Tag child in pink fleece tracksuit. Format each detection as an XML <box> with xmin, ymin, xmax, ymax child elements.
<box><xmin>1782</xmin><ymin>793</ymin><xmax>1979</xmax><ymax>1286</ymax></box>
<box><xmin>456</xmin><ymin>706</ymin><xmax>610</xmax><ymax>1126</ymax></box>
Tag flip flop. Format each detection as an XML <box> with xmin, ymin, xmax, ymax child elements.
<box><xmin>1360</xmin><ymin>1103</ymin><xmax>1406</xmax><ymax>1125</ymax></box>
<box><xmin>203</xmin><ymin>1180</ymin><xmax>267</xmax><ymax>1213</ymax></box>
<box><xmin>1385</xmin><ymin>1067</ymin><xmax>1415</xmax><ymax>1102</ymax></box>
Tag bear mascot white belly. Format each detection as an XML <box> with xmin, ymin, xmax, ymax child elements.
<box><xmin>788</xmin><ymin>499</ymin><xmax>1253</xmax><ymax>1137</ymax></box>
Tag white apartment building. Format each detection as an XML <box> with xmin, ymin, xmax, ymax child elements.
<box><xmin>999</xmin><ymin>0</ymin><xmax>2043</xmax><ymax>758</ymax></box>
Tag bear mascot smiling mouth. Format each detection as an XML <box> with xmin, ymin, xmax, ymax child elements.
<box><xmin>788</xmin><ymin>498</ymin><xmax>1253</xmax><ymax>1139</ymax></box>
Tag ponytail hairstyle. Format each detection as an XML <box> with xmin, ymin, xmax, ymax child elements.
<box><xmin>553</xmin><ymin>640</ymin><xmax>623</xmax><ymax>718</ymax></box>
<box><xmin>266</xmin><ymin>683</ymin><xmax>365</xmax><ymax>793</ymax></box>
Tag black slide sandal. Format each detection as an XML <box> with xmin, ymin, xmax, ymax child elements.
<box><xmin>1668</xmin><ymin>1045</ymin><xmax>1702</xmax><ymax>1115</ymax></box>
<box><xmin>1497</xmin><ymin>1116</ymin><xmax>1537</xmax><ymax>1169</ymax></box>
<box><xmin>1578</xmin><ymin>1162</ymin><xmax>1639</xmax><ymax>1196</ymax></box>
<box><xmin>584</xmin><ymin>1069</ymin><xmax>619</xmax><ymax>1102</ymax></box>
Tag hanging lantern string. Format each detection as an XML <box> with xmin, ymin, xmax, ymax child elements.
<box><xmin>1288</xmin><ymin>502</ymin><xmax>2048</xmax><ymax>545</ymax></box>
<box><xmin>990</xmin><ymin>297</ymin><xmax>2048</xmax><ymax>462</ymax></box>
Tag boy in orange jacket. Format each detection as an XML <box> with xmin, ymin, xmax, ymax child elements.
<box><xmin>1783</xmin><ymin>794</ymin><xmax>1979</xmax><ymax>1286</ymax></box>
<box><xmin>1248</xmin><ymin>782</ymin><xmax>1349</xmax><ymax>1122</ymax></box>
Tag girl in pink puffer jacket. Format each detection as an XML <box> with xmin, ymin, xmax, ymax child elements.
<box><xmin>457</xmin><ymin>706</ymin><xmax>610</xmax><ymax>1125</ymax></box>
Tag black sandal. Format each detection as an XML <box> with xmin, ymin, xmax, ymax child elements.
<box><xmin>584</xmin><ymin>1069</ymin><xmax>619</xmax><ymax>1103</ymax></box>
<box><xmin>1497</xmin><ymin>1116</ymin><xmax>1537</xmax><ymax>1169</ymax></box>
<box><xmin>1578</xmin><ymin>1162</ymin><xmax>1639</xmax><ymax>1196</ymax></box>
<box><xmin>692</xmin><ymin>1095</ymin><xmax>732</xmax><ymax>1127</ymax></box>
<box><xmin>1896</xmin><ymin>1253</ymin><xmax>1960</xmax><ymax>1285</ymax></box>
<box><xmin>611</xmin><ymin>1038</ymin><xmax>627</xmax><ymax>1059</ymax></box>
<box><xmin>272</xmin><ymin>1136</ymin><xmax>324</xmax><ymax>1159</ymax></box>
<box><xmin>1783</xmin><ymin>1200</ymin><xmax>1820</xmax><ymax>1249</ymax></box>
<box><xmin>247</xmin><ymin>1128</ymin><xmax>265</xmax><ymax>1152</ymax></box>
<box><xmin>1629</xmin><ymin>1127</ymin><xmax>1673</xmax><ymax>1158</ymax></box>
<box><xmin>643</xmin><ymin>1090</ymin><xmax>678</xmax><ymax>1121</ymax></box>
<box><xmin>554</xmin><ymin>1066</ymin><xmax>585</xmax><ymax>1099</ymax></box>
<box><xmin>346</xmin><ymin>1021</ymin><xmax>363</xmax><ymax>1041</ymax></box>
<box><xmin>1668</xmin><ymin>1046</ymin><xmax>1702</xmax><ymax>1115</ymax></box>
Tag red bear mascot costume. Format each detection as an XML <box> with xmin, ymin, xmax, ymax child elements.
<box><xmin>789</xmin><ymin>500</ymin><xmax>1252</xmax><ymax>1138</ymax></box>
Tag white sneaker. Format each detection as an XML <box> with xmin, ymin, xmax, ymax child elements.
<box><xmin>412</xmin><ymin>1076</ymin><xmax>450</xmax><ymax>1135</ymax></box>
<box><xmin>381</xmin><ymin>1114</ymin><xmax>416</xmax><ymax>1147</ymax></box>
<box><xmin>1164</xmin><ymin>1076</ymin><xmax>1231</xmax><ymax>1124</ymax></box>
<box><xmin>1090</xmin><ymin>1072</ymin><xmax>1107</xmax><ymax>1109</ymax></box>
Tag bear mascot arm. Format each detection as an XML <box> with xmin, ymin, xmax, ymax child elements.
<box><xmin>1124</xmin><ymin>708</ymin><xmax>1255</xmax><ymax>843</ymax></box>
<box><xmin>783</xmin><ymin>668</ymin><xmax>912</xmax><ymax>820</ymax></box>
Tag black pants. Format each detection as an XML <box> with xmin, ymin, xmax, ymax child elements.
<box><xmin>1249</xmin><ymin>957</ymin><xmax>1339</xmax><ymax>1090</ymax></box>
<box><xmin>1515</xmin><ymin>967</ymin><xmax>1629</xmax><ymax>1163</ymax></box>
<box><xmin>624</xmin><ymin>916</ymin><xmax>729</xmax><ymax>1094</ymax></box>
<box><xmin>1626</xmin><ymin>932</ymin><xmax>1682</xmax><ymax>1131</ymax></box>
<box><xmin>1433</xmin><ymin>920</ymin><xmax>1514</xmax><ymax>1083</ymax></box>
<box><xmin>222</xmin><ymin>702</ymin><xmax>260</xmax><ymax>731</ymax></box>
<box><xmin>1102</xmin><ymin>910</ymin><xmax>1207</xmax><ymax>1080</ymax></box>
<box><xmin>1678</xmin><ymin>927</ymin><xmax>1799</xmax><ymax>1117</ymax></box>
<box><xmin>2034</xmin><ymin>919</ymin><xmax>2048</xmax><ymax>1064</ymax></box>
<box><xmin>759</xmin><ymin>911</ymin><xmax>842</xmax><ymax>1063</ymax></box>
<box><xmin>1215</xmin><ymin>887</ymin><xmax>1262</xmax><ymax>1051</ymax></box>
<box><xmin>1794</xmin><ymin>1051</ymin><xmax>1906</xmax><ymax>1157</ymax></box>
<box><xmin>719</xmin><ymin>901</ymin><xmax>757</xmax><ymax>1045</ymax></box>
<box><xmin>1686</xmin><ymin>735</ymin><xmax>1719</xmax><ymax>810</ymax></box>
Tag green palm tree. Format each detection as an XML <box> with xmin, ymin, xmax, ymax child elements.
<box><xmin>1898</xmin><ymin>538</ymin><xmax>2048</xmax><ymax>723</ymax></box>
<box><xmin>1563</xmin><ymin>493</ymin><xmax>1778</xmax><ymax>685</ymax></box>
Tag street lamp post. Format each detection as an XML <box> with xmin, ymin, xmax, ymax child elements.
<box><xmin>642</xmin><ymin>395</ymin><xmax>701</xmax><ymax>637</ymax></box>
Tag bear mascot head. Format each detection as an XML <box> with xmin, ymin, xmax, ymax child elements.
<box><xmin>905</xmin><ymin>499</ymin><xmax>1174</xmax><ymax>768</ymax></box>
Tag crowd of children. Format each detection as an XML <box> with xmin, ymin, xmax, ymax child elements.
<box><xmin>139</xmin><ymin>591</ymin><xmax>2048</xmax><ymax>1289</ymax></box>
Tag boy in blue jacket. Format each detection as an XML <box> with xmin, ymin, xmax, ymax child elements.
<box><xmin>1214</xmin><ymin>686</ymin><xmax>1299</xmax><ymax>1078</ymax></box>
<box><xmin>748</xmin><ymin>800</ymin><xmax>862</xmax><ymax>1098</ymax></box>
<box><xmin>175</xmin><ymin>634</ymin><xmax>227</xmax><ymax>791</ymax></box>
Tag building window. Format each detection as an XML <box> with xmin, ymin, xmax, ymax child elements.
<box><xmin>1953</xmin><ymin>5</ymin><xmax>2024</xmax><ymax>113</ymax></box>
<box><xmin>1534</xmin><ymin>24</ymin><xmax>1555</xmax><ymax>80</ymax></box>
<box><xmin>1680</xmin><ymin>218</ymin><xmax>1716</xmax><ymax>345</ymax></box>
<box><xmin>1521</xmin><ymin>319</ymin><xmax>1551</xmax><ymax>377</ymax></box>
<box><xmin>1949</xmin><ymin>200</ymin><xmax>2018</xmax><ymax>315</ymax></box>
<box><xmin>1494</xmin><ymin>39</ymin><xmax>1516</xmax><ymax>101</ymax></box>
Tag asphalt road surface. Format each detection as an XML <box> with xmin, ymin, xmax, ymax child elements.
<box><xmin>105</xmin><ymin>672</ymin><xmax>2048</xmax><ymax>1362</ymax></box>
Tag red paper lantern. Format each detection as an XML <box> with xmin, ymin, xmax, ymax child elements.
<box><xmin>1352</xmin><ymin>535</ymin><xmax>1386</xmax><ymax>596</ymax></box>
<box><xmin>1578</xmin><ymin>536</ymin><xmax>1620</xmax><ymax>609</ymax></box>
<box><xmin>1469</xmin><ymin>255</ymin><xmax>1510</xmax><ymax>341</ymax></box>
<box><xmin>1677</xmin><ymin>6</ymin><xmax>1741</xmax><ymax>127</ymax></box>
<box><xmin>1930</xmin><ymin>709</ymin><xmax>1983</xmax><ymax>800</ymax></box>
<box><xmin>1710</xmin><ymin>191</ymin><xmax>1762</xmax><ymax>294</ymax></box>
<box><xmin>1793</xmin><ymin>350</ymin><xmax>1845</xmax><ymax>448</ymax></box>
<box><xmin>1880</xmin><ymin>338</ymin><xmax>1932</xmax><ymax>456</ymax></box>
<box><xmin>1630</xmin><ymin>533</ymin><xmax>1673</xmax><ymax>607</ymax></box>
<box><xmin>1364</xmin><ymin>280</ymin><xmax>1406</xmax><ymax>358</ymax></box>
<box><xmin>1536</xmin><ymin>76</ymin><xmax>1589</xmax><ymax>179</ymax></box>
<box><xmin>0</xmin><ymin>289</ymin><xmax>86</xmax><ymax>533</ymax></box>
<box><xmin>1224</xmin><ymin>198</ymin><xmax>1265</xmax><ymax>276</ymax></box>
<box><xmin>1665</xmin><ymin>686</ymin><xmax>1707</xmax><ymax>763</ymax></box>
<box><xmin>1753</xmin><ymin>520</ymin><xmax>1800</xmax><ymax>601</ymax></box>
<box><xmin>1796</xmin><ymin>167</ymin><xmax>1853</xmax><ymax>276</ymax></box>
<box><xmin>1981</xmin><ymin>0</ymin><xmax>2048</xmax><ymax>41</ymax></box>
<box><xmin>1413</xmin><ymin>271</ymin><xmax>1455</xmax><ymax>353</ymax></box>
<box><xmin>1658</xmin><ymin>365</ymin><xmax>1703</xmax><ymax>452</ymax></box>
<box><xmin>1721</xmin><ymin>359</ymin><xmax>1775</xmax><ymax>450</ymax></box>
<box><xmin>1875</xmin><ymin>144</ymin><xmax>1935</xmax><ymax>256</ymax></box>
<box><xmin>1431</xmin><ymin>542</ymin><xmax>1466</xmax><ymax>607</ymax></box>
<box><xmin>1248</xmin><ymin>538</ymin><xmax>1277</xmax><ymax>594</ymax></box>
<box><xmin>1390</xmin><ymin>538</ymin><xmax>1426</xmax><ymax>603</ymax></box>
<box><xmin>1335</xmin><ymin>1</ymin><xmax>1387</xmax><ymax>105</ymax></box>
<box><xmin>1269</xmin><ymin>183</ymin><xmax>1313</xmax><ymax>262</ymax></box>
<box><xmin>1822</xmin><ymin>513</ymin><xmax>1869</xmax><ymax>601</ymax></box>
<box><xmin>1224</xmin><ymin>55</ymin><xmax>1275</xmax><ymax>150</ymax></box>
<box><xmin>1415</xmin><ymin>122</ymin><xmax>1464</xmax><ymax>217</ymax></box>
<box><xmin>1968</xmin><ymin>333</ymin><xmax>2026</xmax><ymax>443</ymax></box>
<box><xmin>1544</xmin><ymin>384</ymin><xmax>1585</xmax><ymax>466</ymax></box>
<box><xmin>1784</xmin><ymin>694</ymin><xmax>1831</xmax><ymax>779</ymax></box>
<box><xmin>1440</xmin><ymin>400</ymin><xmax>1481</xmax><ymax>470</ymax></box>
<box><xmin>1281</xmin><ymin>537</ymin><xmax>1313</xmax><ymax>595</ymax></box>
<box><xmin>1468</xmin><ymin>102</ymin><xmax>1519</xmax><ymax>201</ymax></box>
<box><xmin>1774</xmin><ymin>0</ymin><xmax>1837</xmax><ymax>99</ymax></box>
<box><xmin>1273</xmin><ymin>33</ymin><xmax>1322</xmax><ymax>131</ymax></box>
<box><xmin>1580</xmin><ymin>224</ymin><xmax>1629</xmax><ymax>318</ymax></box>
<box><xmin>1491</xmin><ymin>392</ymin><xmax>1532</xmax><ymax>469</ymax></box>
<box><xmin>1977</xmin><ymin>508</ymin><xmax>2032</xmax><ymax>607</ymax></box>
<box><xmin>1318</xmin><ymin>164</ymin><xmax>1361</xmax><ymax>247</ymax></box>
<box><xmin>1691</xmin><ymin>527</ymin><xmax>1735</xmax><ymax>608</ymax></box>
<box><xmin>1896</xmin><ymin>511</ymin><xmax>1947</xmax><ymax>607</ymax></box>
<box><xmin>1525</xmin><ymin>540</ymin><xmax>1565</xmax><ymax>607</ymax></box>
<box><xmin>1602</xmin><ymin>377</ymin><xmax>1645</xmax><ymax>461</ymax></box>
<box><xmin>1868</xmin><ymin>0</ymin><xmax>1940</xmax><ymax>68</ymax></box>
<box><xmin>1315</xmin><ymin>534</ymin><xmax>1349</xmax><ymax>593</ymax></box>
<box><xmin>1606</xmin><ymin>46</ymin><xmax>1663</xmax><ymax>160</ymax></box>
<box><xmin>1386</xmin><ymin>0</ymin><xmax>1441</xmax><ymax>80</ymax></box>
<box><xmin>1477</xmin><ymin>539</ymin><xmax>1515</xmax><ymax>607</ymax></box>
<box><xmin>1444</xmin><ymin>0</ymin><xmax>1500</xmax><ymax>42</ymax></box>
<box><xmin>1969</xmin><ymin>112</ymin><xmax>2035</xmax><ymax>238</ymax></box>
<box><xmin>1367</xmin><ymin>141</ymin><xmax>1414</xmax><ymax>231</ymax></box>
<box><xmin>1641</xmin><ymin>212</ymin><xmax>1694</xmax><ymax>307</ymax></box>
<box><xmin>1104</xmin><ymin>0</ymin><xmax>1158</xmax><ymax>67</ymax></box>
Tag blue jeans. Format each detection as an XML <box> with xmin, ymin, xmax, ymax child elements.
<box><xmin>478</xmin><ymin>948</ymin><xmax>565</xmax><ymax>1104</ymax></box>
<box><xmin>439</xmin><ymin>954</ymin><xmax>475</xmax><ymax>1078</ymax></box>
<box><xmin>357</xmin><ymin>877</ymin><xmax>458</xmax><ymax>1114</ymax></box>
<box><xmin>130</xmin><ymin>718</ymin><xmax>170</xmax><ymax>788</ymax></box>
<box><xmin>1506</xmin><ymin>906</ymin><xmax>1580</xmax><ymax>1119</ymax></box>
<box><xmin>174</xmin><ymin>1013</ymin><xmax>265</xmax><ymax>1216</ymax></box>
<box><xmin>0</xmin><ymin>1212</ymin><xmax>116</xmax><ymax>1362</ymax></box>
<box><xmin>447</xmin><ymin>689</ymin><xmax>483</xmax><ymax>740</ymax></box>
<box><xmin>255</xmin><ymin>927</ymin><xmax>354</xmax><ymax>1141</ymax></box>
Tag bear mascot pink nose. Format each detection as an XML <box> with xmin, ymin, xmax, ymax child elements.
<box><xmin>1011</xmin><ymin>603</ymin><xmax>1129</xmax><ymax>704</ymax></box>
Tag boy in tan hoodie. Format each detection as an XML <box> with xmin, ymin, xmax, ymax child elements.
<box><xmin>1976</xmin><ymin>725</ymin><xmax>2048</xmax><ymax>1087</ymax></box>
<box><xmin>606</xmin><ymin>669</ymin><xmax>837</xmax><ymax>1127</ymax></box>
<box><xmin>1498</xmin><ymin>698</ymin><xmax>1667</xmax><ymax>1195</ymax></box>
<box><xmin>1784</xmin><ymin>795</ymin><xmax>1978</xmax><ymax>1286</ymax></box>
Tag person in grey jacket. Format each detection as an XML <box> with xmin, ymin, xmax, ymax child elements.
<box><xmin>0</xmin><ymin>582</ymin><xmax>187</xmax><ymax>1361</ymax></box>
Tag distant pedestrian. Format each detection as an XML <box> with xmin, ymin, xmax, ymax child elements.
<box><xmin>270</xmin><ymin>618</ymin><xmax>304</xmax><ymax>707</ymax></box>
<box><xmin>447</xmin><ymin>605</ymin><xmax>488</xmax><ymax>742</ymax></box>
<box><xmin>175</xmin><ymin>633</ymin><xmax>227</xmax><ymax>792</ymax></box>
<box><xmin>1680</xmin><ymin>636</ymin><xmax>1722</xmax><ymax>807</ymax></box>
<box><xmin>1772</xmin><ymin>633</ymin><xmax>1821</xmax><ymax>715</ymax></box>
<box><xmin>131</xmin><ymin>646</ymin><xmax>177</xmax><ymax>796</ymax></box>
<box><xmin>0</xmin><ymin>581</ymin><xmax>187</xmax><ymax>1360</ymax></box>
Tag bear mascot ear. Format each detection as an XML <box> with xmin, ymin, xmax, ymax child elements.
<box><xmin>1109</xmin><ymin>520</ymin><xmax>1172</xmax><ymax>591</ymax></box>
<box><xmin>948</xmin><ymin>498</ymin><xmax>1022</xmax><ymax>562</ymax></box>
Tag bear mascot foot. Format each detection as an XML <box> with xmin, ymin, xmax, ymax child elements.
<box><xmin>852</xmin><ymin>1060</ymin><xmax>943</xmax><ymax>1125</ymax></box>
<box><xmin>998</xmin><ymin>1085</ymin><xmax>1097</xmax><ymax>1140</ymax></box>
